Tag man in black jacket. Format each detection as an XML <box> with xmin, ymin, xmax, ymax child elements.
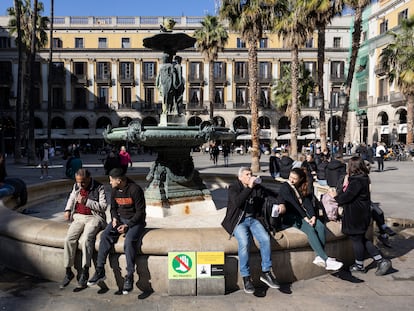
<box><xmin>279</xmin><ymin>151</ymin><xmax>294</xmax><ymax>179</ymax></box>
<box><xmin>326</xmin><ymin>155</ymin><xmax>347</xmax><ymax>187</ymax></box>
<box><xmin>88</xmin><ymin>168</ymin><xmax>146</xmax><ymax>295</ymax></box>
<box><xmin>222</xmin><ymin>167</ymin><xmax>279</xmax><ymax>294</ymax></box>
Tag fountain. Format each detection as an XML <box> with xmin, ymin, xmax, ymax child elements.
<box><xmin>103</xmin><ymin>24</ymin><xmax>235</xmax><ymax>217</ymax></box>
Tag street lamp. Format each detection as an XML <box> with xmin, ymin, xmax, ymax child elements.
<box><xmin>356</xmin><ymin>110</ymin><xmax>367</xmax><ymax>143</ymax></box>
<box><xmin>315</xmin><ymin>91</ymin><xmax>347</xmax><ymax>158</ymax></box>
<box><xmin>308</xmin><ymin>118</ymin><xmax>320</xmax><ymax>155</ymax></box>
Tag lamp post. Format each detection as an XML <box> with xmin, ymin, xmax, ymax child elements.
<box><xmin>315</xmin><ymin>91</ymin><xmax>347</xmax><ymax>158</ymax></box>
<box><xmin>308</xmin><ymin>118</ymin><xmax>320</xmax><ymax>155</ymax></box>
<box><xmin>356</xmin><ymin>110</ymin><xmax>367</xmax><ymax>144</ymax></box>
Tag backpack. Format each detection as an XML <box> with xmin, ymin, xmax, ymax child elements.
<box><xmin>261</xmin><ymin>195</ymin><xmax>282</xmax><ymax>235</ymax></box>
<box><xmin>321</xmin><ymin>192</ymin><xmax>339</xmax><ymax>221</ymax></box>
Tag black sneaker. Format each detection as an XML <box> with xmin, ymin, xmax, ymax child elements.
<box><xmin>375</xmin><ymin>258</ymin><xmax>392</xmax><ymax>276</ymax></box>
<box><xmin>378</xmin><ymin>234</ymin><xmax>391</xmax><ymax>248</ymax></box>
<box><xmin>384</xmin><ymin>227</ymin><xmax>396</xmax><ymax>236</ymax></box>
<box><xmin>242</xmin><ymin>276</ymin><xmax>255</xmax><ymax>294</ymax></box>
<box><xmin>349</xmin><ymin>264</ymin><xmax>366</xmax><ymax>273</ymax></box>
<box><xmin>122</xmin><ymin>274</ymin><xmax>134</xmax><ymax>295</ymax></box>
<box><xmin>77</xmin><ymin>268</ymin><xmax>89</xmax><ymax>288</ymax></box>
<box><xmin>259</xmin><ymin>271</ymin><xmax>280</xmax><ymax>289</ymax></box>
<box><xmin>60</xmin><ymin>270</ymin><xmax>75</xmax><ymax>289</ymax></box>
<box><xmin>87</xmin><ymin>267</ymin><xmax>106</xmax><ymax>286</ymax></box>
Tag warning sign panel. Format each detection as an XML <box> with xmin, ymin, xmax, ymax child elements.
<box><xmin>168</xmin><ymin>252</ymin><xmax>196</xmax><ymax>279</ymax></box>
<box><xmin>196</xmin><ymin>252</ymin><xmax>224</xmax><ymax>278</ymax></box>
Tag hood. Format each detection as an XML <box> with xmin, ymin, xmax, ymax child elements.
<box><xmin>280</xmin><ymin>156</ymin><xmax>293</xmax><ymax>166</ymax></box>
<box><xmin>327</xmin><ymin>160</ymin><xmax>345</xmax><ymax>170</ymax></box>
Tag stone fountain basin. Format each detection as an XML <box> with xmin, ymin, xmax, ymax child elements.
<box><xmin>0</xmin><ymin>175</ymin><xmax>354</xmax><ymax>295</ymax></box>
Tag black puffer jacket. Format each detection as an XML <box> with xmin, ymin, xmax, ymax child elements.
<box><xmin>279</xmin><ymin>156</ymin><xmax>294</xmax><ymax>179</ymax></box>
<box><xmin>334</xmin><ymin>174</ymin><xmax>371</xmax><ymax>235</ymax></box>
<box><xmin>325</xmin><ymin>159</ymin><xmax>346</xmax><ymax>187</ymax></box>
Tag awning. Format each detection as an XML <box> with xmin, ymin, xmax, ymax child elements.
<box><xmin>236</xmin><ymin>134</ymin><xmax>251</xmax><ymax>140</ymax></box>
<box><xmin>298</xmin><ymin>133</ymin><xmax>320</xmax><ymax>140</ymax></box>
<box><xmin>380</xmin><ymin>126</ymin><xmax>389</xmax><ymax>135</ymax></box>
<box><xmin>398</xmin><ymin>124</ymin><xmax>407</xmax><ymax>134</ymax></box>
<box><xmin>276</xmin><ymin>133</ymin><xmax>292</xmax><ymax>140</ymax></box>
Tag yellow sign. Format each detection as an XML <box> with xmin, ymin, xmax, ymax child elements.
<box><xmin>197</xmin><ymin>252</ymin><xmax>224</xmax><ymax>278</ymax></box>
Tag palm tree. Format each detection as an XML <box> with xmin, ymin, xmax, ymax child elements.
<box><xmin>220</xmin><ymin>0</ymin><xmax>282</xmax><ymax>172</ymax></box>
<box><xmin>381</xmin><ymin>15</ymin><xmax>414</xmax><ymax>144</ymax></box>
<box><xmin>337</xmin><ymin>0</ymin><xmax>370</xmax><ymax>155</ymax></box>
<box><xmin>194</xmin><ymin>15</ymin><xmax>228</xmax><ymax>122</ymax></box>
<box><xmin>273</xmin><ymin>1</ymin><xmax>314</xmax><ymax>159</ymax></box>
<box><xmin>8</xmin><ymin>0</ymin><xmax>49</xmax><ymax>164</ymax></box>
<box><xmin>308</xmin><ymin>0</ymin><xmax>343</xmax><ymax>152</ymax></box>
<box><xmin>47</xmin><ymin>0</ymin><xmax>54</xmax><ymax>142</ymax></box>
<box><xmin>13</xmin><ymin>0</ymin><xmax>23</xmax><ymax>163</ymax></box>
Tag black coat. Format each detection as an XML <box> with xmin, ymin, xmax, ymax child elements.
<box><xmin>221</xmin><ymin>179</ymin><xmax>266</xmax><ymax>236</ymax></box>
<box><xmin>278</xmin><ymin>182</ymin><xmax>315</xmax><ymax>220</ymax></box>
<box><xmin>269</xmin><ymin>156</ymin><xmax>280</xmax><ymax>176</ymax></box>
<box><xmin>279</xmin><ymin>156</ymin><xmax>294</xmax><ymax>179</ymax></box>
<box><xmin>334</xmin><ymin>174</ymin><xmax>371</xmax><ymax>235</ymax></box>
<box><xmin>325</xmin><ymin>160</ymin><xmax>346</xmax><ymax>187</ymax></box>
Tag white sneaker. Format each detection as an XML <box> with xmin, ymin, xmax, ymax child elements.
<box><xmin>325</xmin><ymin>258</ymin><xmax>343</xmax><ymax>271</ymax></box>
<box><xmin>312</xmin><ymin>256</ymin><xmax>325</xmax><ymax>267</ymax></box>
<box><xmin>40</xmin><ymin>176</ymin><xmax>44</xmax><ymax>180</ymax></box>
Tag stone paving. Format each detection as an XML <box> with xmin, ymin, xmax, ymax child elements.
<box><xmin>1</xmin><ymin>152</ymin><xmax>414</xmax><ymax>310</ymax></box>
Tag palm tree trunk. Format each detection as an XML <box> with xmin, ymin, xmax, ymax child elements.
<box><xmin>13</xmin><ymin>0</ymin><xmax>23</xmax><ymax>163</ymax></box>
<box><xmin>248</xmin><ymin>38</ymin><xmax>260</xmax><ymax>173</ymax></box>
<box><xmin>317</xmin><ymin>23</ymin><xmax>327</xmax><ymax>152</ymax></box>
<box><xmin>407</xmin><ymin>95</ymin><xmax>414</xmax><ymax>144</ymax></box>
<box><xmin>209</xmin><ymin>60</ymin><xmax>214</xmax><ymax>121</ymax></box>
<box><xmin>47</xmin><ymin>0</ymin><xmax>54</xmax><ymax>142</ymax></box>
<box><xmin>290</xmin><ymin>44</ymin><xmax>300</xmax><ymax>159</ymax></box>
<box><xmin>339</xmin><ymin>5</ymin><xmax>364</xmax><ymax>155</ymax></box>
<box><xmin>27</xmin><ymin>0</ymin><xmax>38</xmax><ymax>165</ymax></box>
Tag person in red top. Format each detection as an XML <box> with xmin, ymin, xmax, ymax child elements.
<box><xmin>61</xmin><ymin>168</ymin><xmax>108</xmax><ymax>289</ymax></box>
<box><xmin>118</xmin><ymin>146</ymin><xmax>132</xmax><ymax>174</ymax></box>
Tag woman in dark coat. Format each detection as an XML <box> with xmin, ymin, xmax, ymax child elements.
<box><xmin>278</xmin><ymin>167</ymin><xmax>343</xmax><ymax>271</ymax></box>
<box><xmin>331</xmin><ymin>156</ymin><xmax>391</xmax><ymax>275</ymax></box>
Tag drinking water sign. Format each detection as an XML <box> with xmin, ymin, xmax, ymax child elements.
<box><xmin>168</xmin><ymin>252</ymin><xmax>196</xmax><ymax>279</ymax></box>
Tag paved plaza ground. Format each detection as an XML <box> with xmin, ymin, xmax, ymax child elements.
<box><xmin>1</xmin><ymin>152</ymin><xmax>414</xmax><ymax>310</ymax></box>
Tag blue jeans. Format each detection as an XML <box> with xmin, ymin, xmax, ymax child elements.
<box><xmin>233</xmin><ymin>217</ymin><xmax>272</xmax><ymax>277</ymax></box>
<box><xmin>0</xmin><ymin>184</ymin><xmax>15</xmax><ymax>198</ymax></box>
<box><xmin>96</xmin><ymin>218</ymin><xmax>145</xmax><ymax>276</ymax></box>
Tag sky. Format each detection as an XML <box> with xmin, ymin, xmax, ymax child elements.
<box><xmin>0</xmin><ymin>0</ymin><xmax>218</xmax><ymax>17</ymax></box>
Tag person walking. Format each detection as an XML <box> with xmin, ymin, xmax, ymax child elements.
<box><xmin>119</xmin><ymin>146</ymin><xmax>132</xmax><ymax>174</ymax></box>
<box><xmin>38</xmin><ymin>143</ymin><xmax>52</xmax><ymax>179</ymax></box>
<box><xmin>222</xmin><ymin>167</ymin><xmax>280</xmax><ymax>294</ymax></box>
<box><xmin>330</xmin><ymin>156</ymin><xmax>392</xmax><ymax>275</ymax></box>
<box><xmin>61</xmin><ymin>169</ymin><xmax>108</xmax><ymax>289</ymax></box>
<box><xmin>87</xmin><ymin>168</ymin><xmax>146</xmax><ymax>295</ymax></box>
<box><xmin>375</xmin><ymin>142</ymin><xmax>387</xmax><ymax>172</ymax></box>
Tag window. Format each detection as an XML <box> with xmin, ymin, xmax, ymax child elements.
<box><xmin>260</xmin><ymin>87</ymin><xmax>270</xmax><ymax>108</ymax></box>
<box><xmin>333</xmin><ymin>37</ymin><xmax>341</xmax><ymax>48</ymax></box>
<box><xmin>143</xmin><ymin>62</ymin><xmax>156</xmax><ymax>80</ymax></box>
<box><xmin>96</xmin><ymin>62</ymin><xmax>110</xmax><ymax>79</ymax></box>
<box><xmin>213</xmin><ymin>62</ymin><xmax>226</xmax><ymax>80</ymax></box>
<box><xmin>214</xmin><ymin>87</ymin><xmax>224</xmax><ymax>105</ymax></box>
<box><xmin>74</xmin><ymin>62</ymin><xmax>86</xmax><ymax>76</ymax></box>
<box><xmin>0</xmin><ymin>37</ymin><xmax>11</xmax><ymax>48</ymax></box>
<box><xmin>189</xmin><ymin>62</ymin><xmax>203</xmax><ymax>80</ymax></box>
<box><xmin>305</xmin><ymin>38</ymin><xmax>313</xmax><ymax>48</ymax></box>
<box><xmin>121</xmin><ymin>37</ymin><xmax>130</xmax><ymax>48</ymax></box>
<box><xmin>121</xmin><ymin>87</ymin><xmax>132</xmax><ymax>108</ymax></box>
<box><xmin>236</xmin><ymin>87</ymin><xmax>248</xmax><ymax>106</ymax></box>
<box><xmin>362</xmin><ymin>31</ymin><xmax>368</xmax><ymax>42</ymax></box>
<box><xmin>235</xmin><ymin>62</ymin><xmax>247</xmax><ymax>79</ymax></box>
<box><xmin>144</xmin><ymin>87</ymin><xmax>155</xmax><ymax>107</ymax></box>
<box><xmin>120</xmin><ymin>62</ymin><xmax>133</xmax><ymax>79</ymax></box>
<box><xmin>259</xmin><ymin>38</ymin><xmax>268</xmax><ymax>48</ymax></box>
<box><xmin>378</xmin><ymin>78</ymin><xmax>388</xmax><ymax>102</ymax></box>
<box><xmin>74</xmin><ymin>87</ymin><xmax>87</xmax><ymax>109</ymax></box>
<box><xmin>330</xmin><ymin>61</ymin><xmax>344</xmax><ymax>78</ymax></box>
<box><xmin>53</xmin><ymin>38</ymin><xmax>62</xmax><ymax>48</ymax></box>
<box><xmin>259</xmin><ymin>62</ymin><xmax>271</xmax><ymax>79</ymax></box>
<box><xmin>380</xmin><ymin>20</ymin><xmax>388</xmax><ymax>34</ymax></box>
<box><xmin>75</xmin><ymin>38</ymin><xmax>84</xmax><ymax>49</ymax></box>
<box><xmin>52</xmin><ymin>87</ymin><xmax>64</xmax><ymax>109</ymax></box>
<box><xmin>398</xmin><ymin>9</ymin><xmax>408</xmax><ymax>25</ymax></box>
<box><xmin>189</xmin><ymin>88</ymin><xmax>201</xmax><ymax>106</ymax></box>
<box><xmin>304</xmin><ymin>61</ymin><xmax>316</xmax><ymax>79</ymax></box>
<box><xmin>236</xmin><ymin>38</ymin><xmax>246</xmax><ymax>48</ymax></box>
<box><xmin>98</xmin><ymin>37</ymin><xmax>107</xmax><ymax>48</ymax></box>
<box><xmin>97</xmin><ymin>87</ymin><xmax>109</xmax><ymax>106</ymax></box>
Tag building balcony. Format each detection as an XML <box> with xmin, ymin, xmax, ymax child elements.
<box><xmin>330</xmin><ymin>74</ymin><xmax>345</xmax><ymax>83</ymax></box>
<box><xmin>95</xmin><ymin>74</ymin><xmax>111</xmax><ymax>85</ymax></box>
<box><xmin>390</xmin><ymin>91</ymin><xmax>405</xmax><ymax>108</ymax></box>
<box><xmin>119</xmin><ymin>75</ymin><xmax>135</xmax><ymax>85</ymax></box>
<box><xmin>377</xmin><ymin>95</ymin><xmax>388</xmax><ymax>104</ymax></box>
<box><xmin>213</xmin><ymin>75</ymin><xmax>227</xmax><ymax>84</ymax></box>
<box><xmin>375</xmin><ymin>64</ymin><xmax>387</xmax><ymax>76</ymax></box>
<box><xmin>188</xmin><ymin>75</ymin><xmax>204</xmax><ymax>84</ymax></box>
<box><xmin>234</xmin><ymin>75</ymin><xmax>249</xmax><ymax>84</ymax></box>
<box><xmin>141</xmin><ymin>75</ymin><xmax>156</xmax><ymax>84</ymax></box>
